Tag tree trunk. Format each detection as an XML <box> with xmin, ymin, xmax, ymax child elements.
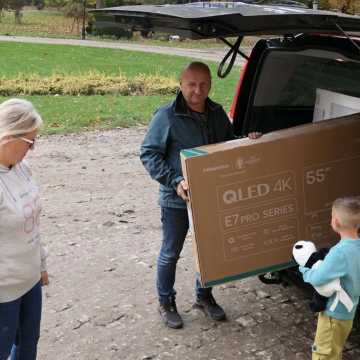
<box><xmin>14</xmin><ymin>9</ymin><xmax>22</xmax><ymax>24</ymax></box>
<box><xmin>96</xmin><ymin>0</ymin><xmax>104</xmax><ymax>9</ymax></box>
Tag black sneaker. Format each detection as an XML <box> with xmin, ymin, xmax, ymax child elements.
<box><xmin>158</xmin><ymin>298</ymin><xmax>183</xmax><ymax>329</ymax></box>
<box><xmin>193</xmin><ymin>294</ymin><xmax>226</xmax><ymax>321</ymax></box>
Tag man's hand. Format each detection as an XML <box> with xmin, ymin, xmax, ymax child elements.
<box><xmin>176</xmin><ymin>179</ymin><xmax>189</xmax><ymax>201</ymax></box>
<box><xmin>41</xmin><ymin>271</ymin><xmax>49</xmax><ymax>286</ymax></box>
<box><xmin>248</xmin><ymin>132</ymin><xmax>263</xmax><ymax>139</ymax></box>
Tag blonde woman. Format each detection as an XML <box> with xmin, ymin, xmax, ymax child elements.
<box><xmin>0</xmin><ymin>99</ymin><xmax>48</xmax><ymax>360</ymax></box>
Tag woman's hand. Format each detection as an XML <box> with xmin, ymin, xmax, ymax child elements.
<box><xmin>41</xmin><ymin>271</ymin><xmax>49</xmax><ymax>286</ymax></box>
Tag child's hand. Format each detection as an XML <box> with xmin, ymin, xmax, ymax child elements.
<box><xmin>41</xmin><ymin>271</ymin><xmax>49</xmax><ymax>286</ymax></box>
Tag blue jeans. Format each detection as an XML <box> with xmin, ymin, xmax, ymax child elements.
<box><xmin>0</xmin><ymin>281</ymin><xmax>42</xmax><ymax>360</ymax></box>
<box><xmin>157</xmin><ymin>207</ymin><xmax>212</xmax><ymax>304</ymax></box>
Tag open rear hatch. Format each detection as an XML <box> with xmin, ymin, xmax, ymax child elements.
<box><xmin>90</xmin><ymin>3</ymin><xmax>360</xmax><ymax>39</ymax></box>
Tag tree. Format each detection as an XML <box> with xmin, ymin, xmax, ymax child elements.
<box><xmin>45</xmin><ymin>0</ymin><xmax>67</xmax><ymax>10</ymax></box>
<box><xmin>63</xmin><ymin>0</ymin><xmax>86</xmax><ymax>33</ymax></box>
<box><xmin>6</xmin><ymin>0</ymin><xmax>30</xmax><ymax>23</ymax></box>
<box><xmin>0</xmin><ymin>0</ymin><xmax>5</xmax><ymax>22</ymax></box>
<box><xmin>340</xmin><ymin>0</ymin><xmax>356</xmax><ymax>13</ymax></box>
<box><xmin>33</xmin><ymin>0</ymin><xmax>45</xmax><ymax>9</ymax></box>
<box><xmin>328</xmin><ymin>0</ymin><xmax>357</xmax><ymax>13</ymax></box>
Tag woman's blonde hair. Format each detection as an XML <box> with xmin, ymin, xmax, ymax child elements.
<box><xmin>0</xmin><ymin>99</ymin><xmax>43</xmax><ymax>141</ymax></box>
<box><xmin>333</xmin><ymin>196</ymin><xmax>360</xmax><ymax>231</ymax></box>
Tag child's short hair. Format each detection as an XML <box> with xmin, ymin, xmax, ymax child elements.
<box><xmin>333</xmin><ymin>196</ymin><xmax>360</xmax><ymax>231</ymax></box>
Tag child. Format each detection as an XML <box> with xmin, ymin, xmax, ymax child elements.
<box><xmin>299</xmin><ymin>196</ymin><xmax>360</xmax><ymax>360</ymax></box>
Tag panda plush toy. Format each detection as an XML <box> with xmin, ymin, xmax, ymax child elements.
<box><xmin>292</xmin><ymin>241</ymin><xmax>354</xmax><ymax>313</ymax></box>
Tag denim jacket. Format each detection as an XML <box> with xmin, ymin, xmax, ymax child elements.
<box><xmin>140</xmin><ymin>92</ymin><xmax>235</xmax><ymax>209</ymax></box>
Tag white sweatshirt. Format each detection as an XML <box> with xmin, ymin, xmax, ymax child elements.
<box><xmin>0</xmin><ymin>160</ymin><xmax>47</xmax><ymax>303</ymax></box>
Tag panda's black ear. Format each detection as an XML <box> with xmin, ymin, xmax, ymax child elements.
<box><xmin>318</xmin><ymin>247</ymin><xmax>330</xmax><ymax>259</ymax></box>
<box><xmin>295</xmin><ymin>245</ymin><xmax>303</xmax><ymax>250</ymax></box>
<box><xmin>306</xmin><ymin>253</ymin><xmax>319</xmax><ymax>268</ymax></box>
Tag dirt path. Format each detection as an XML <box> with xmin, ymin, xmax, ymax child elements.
<box><xmin>0</xmin><ymin>35</ymin><xmax>247</xmax><ymax>66</ymax></box>
<box><xmin>28</xmin><ymin>129</ymin><xmax>359</xmax><ymax>360</ymax></box>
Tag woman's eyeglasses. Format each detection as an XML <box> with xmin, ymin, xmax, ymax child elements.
<box><xmin>17</xmin><ymin>136</ymin><xmax>36</xmax><ymax>149</ymax></box>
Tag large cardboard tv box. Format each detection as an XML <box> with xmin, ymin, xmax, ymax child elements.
<box><xmin>180</xmin><ymin>113</ymin><xmax>360</xmax><ymax>287</ymax></box>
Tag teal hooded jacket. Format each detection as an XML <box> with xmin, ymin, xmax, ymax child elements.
<box><xmin>140</xmin><ymin>92</ymin><xmax>235</xmax><ymax>209</ymax></box>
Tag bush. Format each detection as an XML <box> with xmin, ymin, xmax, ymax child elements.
<box><xmin>319</xmin><ymin>0</ymin><xmax>330</xmax><ymax>9</ymax></box>
<box><xmin>0</xmin><ymin>71</ymin><xmax>179</xmax><ymax>96</ymax></box>
<box><xmin>45</xmin><ymin>0</ymin><xmax>67</xmax><ymax>9</ymax></box>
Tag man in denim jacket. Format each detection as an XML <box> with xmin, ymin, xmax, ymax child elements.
<box><xmin>140</xmin><ymin>62</ymin><xmax>235</xmax><ymax>329</ymax></box>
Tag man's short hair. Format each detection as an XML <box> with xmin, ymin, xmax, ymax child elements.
<box><xmin>333</xmin><ymin>196</ymin><xmax>360</xmax><ymax>231</ymax></box>
<box><xmin>180</xmin><ymin>62</ymin><xmax>211</xmax><ymax>80</ymax></box>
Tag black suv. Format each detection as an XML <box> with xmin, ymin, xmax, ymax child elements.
<box><xmin>90</xmin><ymin>3</ymin><xmax>360</xmax><ymax>141</ymax></box>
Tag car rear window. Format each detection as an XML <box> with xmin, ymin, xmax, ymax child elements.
<box><xmin>254</xmin><ymin>49</ymin><xmax>360</xmax><ymax>107</ymax></box>
<box><xmin>249</xmin><ymin>49</ymin><xmax>360</xmax><ymax>132</ymax></box>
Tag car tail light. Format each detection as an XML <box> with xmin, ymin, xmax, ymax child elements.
<box><xmin>228</xmin><ymin>60</ymin><xmax>249</xmax><ymax>122</ymax></box>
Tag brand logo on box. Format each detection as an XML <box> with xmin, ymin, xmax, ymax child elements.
<box><xmin>235</xmin><ymin>155</ymin><xmax>260</xmax><ymax>170</ymax></box>
<box><xmin>203</xmin><ymin>164</ymin><xmax>230</xmax><ymax>173</ymax></box>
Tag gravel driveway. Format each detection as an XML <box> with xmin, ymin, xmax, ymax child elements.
<box><xmin>27</xmin><ymin>128</ymin><xmax>360</xmax><ymax>360</ymax></box>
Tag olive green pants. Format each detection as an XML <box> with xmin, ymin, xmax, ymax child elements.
<box><xmin>312</xmin><ymin>312</ymin><xmax>353</xmax><ymax>360</ymax></box>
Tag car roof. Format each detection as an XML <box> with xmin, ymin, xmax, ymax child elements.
<box><xmin>90</xmin><ymin>2</ymin><xmax>360</xmax><ymax>39</ymax></box>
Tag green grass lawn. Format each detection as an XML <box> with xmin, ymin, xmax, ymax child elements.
<box><xmin>0</xmin><ymin>42</ymin><xmax>199</xmax><ymax>77</ymax></box>
<box><xmin>0</xmin><ymin>41</ymin><xmax>241</xmax><ymax>134</ymax></box>
<box><xmin>3</xmin><ymin>95</ymin><xmax>173</xmax><ymax>134</ymax></box>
